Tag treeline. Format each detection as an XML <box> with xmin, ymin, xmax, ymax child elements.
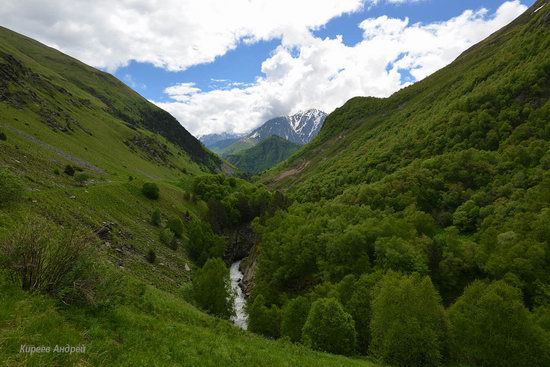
<box><xmin>164</xmin><ymin>174</ymin><xmax>288</xmax><ymax>268</ymax></box>
<box><xmin>192</xmin><ymin>174</ymin><xmax>290</xmax><ymax>234</ymax></box>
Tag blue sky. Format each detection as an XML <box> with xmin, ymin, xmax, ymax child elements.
<box><xmin>0</xmin><ymin>0</ymin><xmax>535</xmax><ymax>135</ymax></box>
<box><xmin>114</xmin><ymin>0</ymin><xmax>535</xmax><ymax>104</ymax></box>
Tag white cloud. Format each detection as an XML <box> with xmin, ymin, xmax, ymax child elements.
<box><xmin>0</xmin><ymin>0</ymin><xmax>528</xmax><ymax>136</ymax></box>
<box><xmin>164</xmin><ymin>83</ymin><xmax>201</xmax><ymax>101</ymax></box>
<box><xmin>0</xmin><ymin>0</ymin><xmax>364</xmax><ymax>72</ymax></box>
<box><xmin>157</xmin><ymin>1</ymin><xmax>527</xmax><ymax>135</ymax></box>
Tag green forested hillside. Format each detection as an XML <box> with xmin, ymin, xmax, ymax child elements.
<box><xmin>0</xmin><ymin>27</ymin><xmax>377</xmax><ymax>367</ymax></box>
<box><xmin>226</xmin><ymin>135</ymin><xmax>301</xmax><ymax>174</ymax></box>
<box><xmin>250</xmin><ymin>2</ymin><xmax>550</xmax><ymax>366</ymax></box>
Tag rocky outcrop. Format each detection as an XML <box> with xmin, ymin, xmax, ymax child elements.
<box><xmin>239</xmin><ymin>244</ymin><xmax>259</xmax><ymax>297</ymax></box>
<box><xmin>222</xmin><ymin>224</ymin><xmax>258</xmax><ymax>296</ymax></box>
<box><xmin>223</xmin><ymin>225</ymin><xmax>255</xmax><ymax>263</ymax></box>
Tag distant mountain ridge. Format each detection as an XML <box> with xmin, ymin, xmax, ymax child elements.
<box><xmin>199</xmin><ymin>132</ymin><xmax>244</xmax><ymax>154</ymax></box>
<box><xmin>219</xmin><ymin>109</ymin><xmax>326</xmax><ymax>156</ymax></box>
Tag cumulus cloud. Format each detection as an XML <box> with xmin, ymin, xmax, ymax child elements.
<box><xmin>0</xmin><ymin>0</ymin><xmax>364</xmax><ymax>72</ymax></box>
<box><xmin>157</xmin><ymin>1</ymin><xmax>527</xmax><ymax>135</ymax></box>
<box><xmin>0</xmin><ymin>0</ymin><xmax>528</xmax><ymax>135</ymax></box>
<box><xmin>164</xmin><ymin>83</ymin><xmax>201</xmax><ymax>101</ymax></box>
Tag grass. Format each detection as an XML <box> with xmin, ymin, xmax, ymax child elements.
<box><xmin>0</xmin><ymin>270</ymin><xmax>380</xmax><ymax>367</ymax></box>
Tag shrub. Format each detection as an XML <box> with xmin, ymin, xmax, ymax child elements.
<box><xmin>151</xmin><ymin>209</ymin><xmax>161</xmax><ymax>226</ymax></box>
<box><xmin>167</xmin><ymin>216</ymin><xmax>184</xmax><ymax>238</ymax></box>
<box><xmin>146</xmin><ymin>249</ymin><xmax>156</xmax><ymax>264</ymax></box>
<box><xmin>74</xmin><ymin>173</ymin><xmax>89</xmax><ymax>186</ymax></box>
<box><xmin>370</xmin><ymin>272</ymin><xmax>447</xmax><ymax>367</ymax></box>
<box><xmin>0</xmin><ymin>216</ymin><xmax>101</xmax><ymax>305</ymax></box>
<box><xmin>0</xmin><ymin>169</ymin><xmax>24</xmax><ymax>207</ymax></box>
<box><xmin>281</xmin><ymin>296</ymin><xmax>310</xmax><ymax>343</ymax></box>
<box><xmin>248</xmin><ymin>294</ymin><xmax>281</xmax><ymax>338</ymax></box>
<box><xmin>53</xmin><ymin>168</ymin><xmax>60</xmax><ymax>175</ymax></box>
<box><xmin>448</xmin><ymin>280</ymin><xmax>550</xmax><ymax>367</ymax></box>
<box><xmin>160</xmin><ymin>228</ymin><xmax>175</xmax><ymax>247</ymax></box>
<box><xmin>302</xmin><ymin>298</ymin><xmax>356</xmax><ymax>356</ymax></box>
<box><xmin>142</xmin><ymin>182</ymin><xmax>159</xmax><ymax>200</ymax></box>
<box><xmin>128</xmin><ymin>175</ymin><xmax>134</xmax><ymax>181</ymax></box>
<box><xmin>64</xmin><ymin>164</ymin><xmax>75</xmax><ymax>176</ymax></box>
<box><xmin>0</xmin><ymin>132</ymin><xmax>7</xmax><ymax>141</ymax></box>
<box><xmin>192</xmin><ymin>258</ymin><xmax>233</xmax><ymax>318</ymax></box>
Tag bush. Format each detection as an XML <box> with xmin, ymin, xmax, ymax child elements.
<box><xmin>302</xmin><ymin>298</ymin><xmax>356</xmax><ymax>356</ymax></box>
<box><xmin>142</xmin><ymin>182</ymin><xmax>159</xmax><ymax>200</ymax></box>
<box><xmin>74</xmin><ymin>173</ymin><xmax>89</xmax><ymax>186</ymax></box>
<box><xmin>160</xmin><ymin>228</ymin><xmax>175</xmax><ymax>247</ymax></box>
<box><xmin>0</xmin><ymin>132</ymin><xmax>7</xmax><ymax>141</ymax></box>
<box><xmin>151</xmin><ymin>209</ymin><xmax>161</xmax><ymax>226</ymax></box>
<box><xmin>448</xmin><ymin>280</ymin><xmax>550</xmax><ymax>367</ymax></box>
<box><xmin>53</xmin><ymin>168</ymin><xmax>60</xmax><ymax>175</ymax></box>
<box><xmin>0</xmin><ymin>169</ymin><xmax>24</xmax><ymax>207</ymax></box>
<box><xmin>146</xmin><ymin>249</ymin><xmax>156</xmax><ymax>264</ymax></box>
<box><xmin>370</xmin><ymin>272</ymin><xmax>447</xmax><ymax>367</ymax></box>
<box><xmin>192</xmin><ymin>258</ymin><xmax>233</xmax><ymax>318</ymax></box>
<box><xmin>167</xmin><ymin>216</ymin><xmax>184</xmax><ymax>238</ymax></box>
<box><xmin>0</xmin><ymin>216</ymin><xmax>101</xmax><ymax>305</ymax></box>
<box><xmin>281</xmin><ymin>296</ymin><xmax>310</xmax><ymax>343</ymax></box>
<box><xmin>64</xmin><ymin>164</ymin><xmax>75</xmax><ymax>176</ymax></box>
<box><xmin>248</xmin><ymin>294</ymin><xmax>281</xmax><ymax>338</ymax></box>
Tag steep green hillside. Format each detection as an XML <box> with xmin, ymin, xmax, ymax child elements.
<box><xmin>250</xmin><ymin>2</ymin><xmax>550</xmax><ymax>366</ymax></box>
<box><xmin>0</xmin><ymin>26</ymin><xmax>378</xmax><ymax>367</ymax></box>
<box><xmin>264</xmin><ymin>3</ymin><xmax>549</xmax><ymax>198</ymax></box>
<box><xmin>0</xmin><ymin>26</ymin><xmax>223</xmax><ymax>178</ymax></box>
<box><xmin>226</xmin><ymin>135</ymin><xmax>301</xmax><ymax>174</ymax></box>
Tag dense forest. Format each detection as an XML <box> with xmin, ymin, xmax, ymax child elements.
<box><xmin>241</xmin><ymin>2</ymin><xmax>550</xmax><ymax>366</ymax></box>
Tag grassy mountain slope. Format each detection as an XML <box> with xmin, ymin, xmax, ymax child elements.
<box><xmin>0</xmin><ymin>27</ymin><xmax>378</xmax><ymax>367</ymax></box>
<box><xmin>0</xmin><ymin>26</ymin><xmax>223</xmax><ymax>178</ymax></box>
<box><xmin>226</xmin><ymin>135</ymin><xmax>301</xmax><ymax>174</ymax></box>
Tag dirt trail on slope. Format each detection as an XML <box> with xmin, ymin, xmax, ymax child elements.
<box><xmin>274</xmin><ymin>160</ymin><xmax>309</xmax><ymax>182</ymax></box>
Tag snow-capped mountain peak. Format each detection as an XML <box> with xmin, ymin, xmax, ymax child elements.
<box><xmin>204</xmin><ymin>109</ymin><xmax>327</xmax><ymax>156</ymax></box>
<box><xmin>249</xmin><ymin>108</ymin><xmax>326</xmax><ymax>145</ymax></box>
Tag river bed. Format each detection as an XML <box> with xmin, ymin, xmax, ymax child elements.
<box><xmin>230</xmin><ymin>261</ymin><xmax>248</xmax><ymax>329</ymax></box>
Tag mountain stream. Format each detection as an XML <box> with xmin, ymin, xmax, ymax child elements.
<box><xmin>230</xmin><ymin>260</ymin><xmax>248</xmax><ymax>329</ymax></box>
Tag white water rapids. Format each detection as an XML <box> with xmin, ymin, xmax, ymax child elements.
<box><xmin>230</xmin><ymin>260</ymin><xmax>248</xmax><ymax>329</ymax></box>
